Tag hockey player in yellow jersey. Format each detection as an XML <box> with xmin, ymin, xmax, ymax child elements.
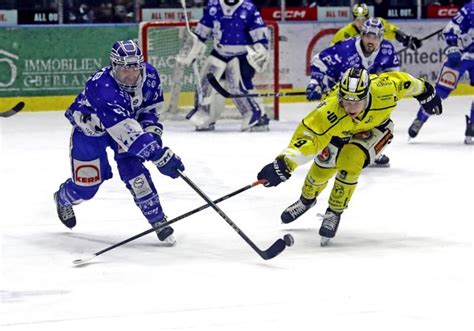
<box><xmin>331</xmin><ymin>3</ymin><xmax>422</xmax><ymax>51</ymax></box>
<box><xmin>257</xmin><ymin>68</ymin><xmax>442</xmax><ymax>246</ymax></box>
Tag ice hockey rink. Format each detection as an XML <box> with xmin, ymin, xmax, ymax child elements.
<box><xmin>1</xmin><ymin>96</ymin><xmax>473</xmax><ymax>331</ymax></box>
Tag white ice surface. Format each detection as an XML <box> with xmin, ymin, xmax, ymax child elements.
<box><xmin>1</xmin><ymin>96</ymin><xmax>473</xmax><ymax>331</ymax></box>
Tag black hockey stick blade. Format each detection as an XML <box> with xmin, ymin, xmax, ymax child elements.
<box><xmin>0</xmin><ymin>101</ymin><xmax>25</xmax><ymax>118</ymax></box>
<box><xmin>260</xmin><ymin>238</ymin><xmax>288</xmax><ymax>260</ymax></box>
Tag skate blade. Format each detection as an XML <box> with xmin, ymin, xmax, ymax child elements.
<box><xmin>320</xmin><ymin>236</ymin><xmax>331</xmax><ymax>247</ymax></box>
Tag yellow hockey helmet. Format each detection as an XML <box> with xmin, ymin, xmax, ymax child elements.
<box><xmin>338</xmin><ymin>68</ymin><xmax>370</xmax><ymax>102</ymax></box>
<box><xmin>352</xmin><ymin>3</ymin><xmax>369</xmax><ymax>19</ymax></box>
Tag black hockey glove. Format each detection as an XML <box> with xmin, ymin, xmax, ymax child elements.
<box><xmin>257</xmin><ymin>157</ymin><xmax>292</xmax><ymax>187</ymax></box>
<box><xmin>415</xmin><ymin>81</ymin><xmax>442</xmax><ymax>115</ymax></box>
<box><xmin>396</xmin><ymin>30</ymin><xmax>422</xmax><ymax>51</ymax></box>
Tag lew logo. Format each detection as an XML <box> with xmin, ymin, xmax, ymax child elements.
<box><xmin>0</xmin><ymin>49</ymin><xmax>19</xmax><ymax>88</ymax></box>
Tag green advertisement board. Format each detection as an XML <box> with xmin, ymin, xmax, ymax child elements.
<box><xmin>0</xmin><ymin>25</ymin><xmax>137</xmax><ymax>97</ymax></box>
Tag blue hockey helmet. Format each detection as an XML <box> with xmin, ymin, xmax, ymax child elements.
<box><xmin>362</xmin><ymin>18</ymin><xmax>385</xmax><ymax>39</ymax></box>
<box><xmin>110</xmin><ymin>40</ymin><xmax>145</xmax><ymax>92</ymax></box>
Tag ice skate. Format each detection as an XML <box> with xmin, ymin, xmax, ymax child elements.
<box><xmin>152</xmin><ymin>217</ymin><xmax>176</xmax><ymax>246</ymax></box>
<box><xmin>465</xmin><ymin>115</ymin><xmax>474</xmax><ymax>145</ymax></box>
<box><xmin>281</xmin><ymin>196</ymin><xmax>316</xmax><ymax>224</ymax></box>
<box><xmin>368</xmin><ymin>154</ymin><xmax>390</xmax><ymax>168</ymax></box>
<box><xmin>408</xmin><ymin>119</ymin><xmax>425</xmax><ymax>139</ymax></box>
<box><xmin>319</xmin><ymin>209</ymin><xmax>341</xmax><ymax>246</ymax></box>
<box><xmin>53</xmin><ymin>185</ymin><xmax>76</xmax><ymax>229</ymax></box>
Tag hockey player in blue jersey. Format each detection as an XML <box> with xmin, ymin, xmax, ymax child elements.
<box><xmin>408</xmin><ymin>2</ymin><xmax>474</xmax><ymax>144</ymax></box>
<box><xmin>306</xmin><ymin>17</ymin><xmax>399</xmax><ymax>167</ymax></box>
<box><xmin>53</xmin><ymin>40</ymin><xmax>184</xmax><ymax>246</ymax></box>
<box><xmin>179</xmin><ymin>0</ymin><xmax>270</xmax><ymax>131</ymax></box>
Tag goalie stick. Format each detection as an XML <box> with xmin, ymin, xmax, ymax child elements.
<box><xmin>73</xmin><ymin>179</ymin><xmax>265</xmax><ymax>266</ymax></box>
<box><xmin>178</xmin><ymin>170</ymin><xmax>292</xmax><ymax>260</ymax></box>
<box><xmin>0</xmin><ymin>101</ymin><xmax>25</xmax><ymax>118</ymax></box>
<box><xmin>207</xmin><ymin>73</ymin><xmax>306</xmax><ymax>99</ymax></box>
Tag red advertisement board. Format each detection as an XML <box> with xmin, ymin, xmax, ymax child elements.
<box><xmin>427</xmin><ymin>5</ymin><xmax>459</xmax><ymax>18</ymax></box>
<box><xmin>261</xmin><ymin>7</ymin><xmax>317</xmax><ymax>21</ymax></box>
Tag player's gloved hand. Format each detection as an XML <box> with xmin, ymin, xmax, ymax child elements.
<box><xmin>414</xmin><ymin>81</ymin><xmax>442</xmax><ymax>115</ymax></box>
<box><xmin>445</xmin><ymin>46</ymin><xmax>462</xmax><ymax>68</ymax></box>
<box><xmin>405</xmin><ymin>35</ymin><xmax>422</xmax><ymax>50</ymax></box>
<box><xmin>153</xmin><ymin>147</ymin><xmax>185</xmax><ymax>179</ymax></box>
<box><xmin>306</xmin><ymin>79</ymin><xmax>323</xmax><ymax>101</ymax></box>
<box><xmin>144</xmin><ymin>123</ymin><xmax>164</xmax><ymax>147</ymax></box>
<box><xmin>257</xmin><ymin>157</ymin><xmax>291</xmax><ymax>187</ymax></box>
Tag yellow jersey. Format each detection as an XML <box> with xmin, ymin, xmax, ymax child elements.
<box><xmin>331</xmin><ymin>18</ymin><xmax>399</xmax><ymax>45</ymax></box>
<box><xmin>280</xmin><ymin>72</ymin><xmax>425</xmax><ymax>171</ymax></box>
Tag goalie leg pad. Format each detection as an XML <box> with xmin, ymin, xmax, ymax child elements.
<box><xmin>225</xmin><ymin>57</ymin><xmax>266</xmax><ymax>130</ymax></box>
<box><xmin>187</xmin><ymin>55</ymin><xmax>227</xmax><ymax>128</ymax></box>
<box><xmin>349</xmin><ymin>120</ymin><xmax>394</xmax><ymax>167</ymax></box>
<box><xmin>116</xmin><ymin>156</ymin><xmax>164</xmax><ymax>223</ymax></box>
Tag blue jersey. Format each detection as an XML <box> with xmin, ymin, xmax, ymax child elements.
<box><xmin>66</xmin><ymin>63</ymin><xmax>164</xmax><ymax>159</ymax></box>
<box><xmin>310</xmin><ymin>37</ymin><xmax>400</xmax><ymax>90</ymax></box>
<box><xmin>443</xmin><ymin>2</ymin><xmax>474</xmax><ymax>56</ymax></box>
<box><xmin>194</xmin><ymin>0</ymin><xmax>268</xmax><ymax>58</ymax></box>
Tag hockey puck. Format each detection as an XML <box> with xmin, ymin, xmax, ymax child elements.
<box><xmin>283</xmin><ymin>234</ymin><xmax>294</xmax><ymax>247</ymax></box>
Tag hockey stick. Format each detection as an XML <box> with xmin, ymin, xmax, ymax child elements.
<box><xmin>72</xmin><ymin>179</ymin><xmax>265</xmax><ymax>266</ymax></box>
<box><xmin>178</xmin><ymin>170</ymin><xmax>293</xmax><ymax>260</ymax></box>
<box><xmin>207</xmin><ymin>73</ymin><xmax>306</xmax><ymax>99</ymax></box>
<box><xmin>0</xmin><ymin>101</ymin><xmax>25</xmax><ymax>118</ymax></box>
<box><xmin>180</xmin><ymin>0</ymin><xmax>203</xmax><ymax>104</ymax></box>
<box><xmin>397</xmin><ymin>28</ymin><xmax>444</xmax><ymax>55</ymax></box>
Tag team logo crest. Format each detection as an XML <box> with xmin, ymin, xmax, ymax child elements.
<box><xmin>209</xmin><ymin>7</ymin><xmax>217</xmax><ymax>16</ymax></box>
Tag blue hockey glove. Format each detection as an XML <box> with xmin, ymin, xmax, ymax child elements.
<box><xmin>257</xmin><ymin>157</ymin><xmax>292</xmax><ymax>187</ymax></box>
<box><xmin>153</xmin><ymin>147</ymin><xmax>184</xmax><ymax>179</ymax></box>
<box><xmin>415</xmin><ymin>81</ymin><xmax>442</xmax><ymax>116</ymax></box>
<box><xmin>445</xmin><ymin>46</ymin><xmax>462</xmax><ymax>68</ymax></box>
<box><xmin>306</xmin><ymin>80</ymin><xmax>323</xmax><ymax>101</ymax></box>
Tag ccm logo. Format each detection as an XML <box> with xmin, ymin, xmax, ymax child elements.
<box><xmin>438</xmin><ymin>8</ymin><xmax>458</xmax><ymax>17</ymax></box>
<box><xmin>273</xmin><ymin>10</ymin><xmax>307</xmax><ymax>19</ymax></box>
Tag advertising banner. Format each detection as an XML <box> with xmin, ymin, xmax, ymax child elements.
<box><xmin>0</xmin><ymin>26</ymin><xmax>137</xmax><ymax>97</ymax></box>
<box><xmin>277</xmin><ymin>21</ymin><xmax>466</xmax><ymax>89</ymax></box>
<box><xmin>386</xmin><ymin>7</ymin><xmax>417</xmax><ymax>19</ymax></box>
<box><xmin>427</xmin><ymin>5</ymin><xmax>459</xmax><ymax>18</ymax></box>
<box><xmin>17</xmin><ymin>10</ymin><xmax>60</xmax><ymax>24</ymax></box>
<box><xmin>317</xmin><ymin>6</ymin><xmax>374</xmax><ymax>22</ymax></box>
<box><xmin>141</xmin><ymin>8</ymin><xmax>202</xmax><ymax>22</ymax></box>
<box><xmin>261</xmin><ymin>7</ymin><xmax>317</xmax><ymax>21</ymax></box>
<box><xmin>0</xmin><ymin>10</ymin><xmax>17</xmax><ymax>25</ymax></box>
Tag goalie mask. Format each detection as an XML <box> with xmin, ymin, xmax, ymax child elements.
<box><xmin>110</xmin><ymin>40</ymin><xmax>145</xmax><ymax>93</ymax></box>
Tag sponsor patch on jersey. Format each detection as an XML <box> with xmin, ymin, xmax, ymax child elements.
<box><xmin>73</xmin><ymin>158</ymin><xmax>101</xmax><ymax>186</ymax></box>
<box><xmin>129</xmin><ymin>174</ymin><xmax>153</xmax><ymax>199</ymax></box>
<box><xmin>438</xmin><ymin>66</ymin><xmax>459</xmax><ymax>89</ymax></box>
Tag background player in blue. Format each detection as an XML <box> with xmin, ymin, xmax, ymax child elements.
<box><xmin>53</xmin><ymin>40</ymin><xmax>184</xmax><ymax>246</ymax></box>
<box><xmin>408</xmin><ymin>2</ymin><xmax>474</xmax><ymax>144</ymax></box>
<box><xmin>306</xmin><ymin>18</ymin><xmax>399</xmax><ymax>167</ymax></box>
<box><xmin>181</xmin><ymin>0</ymin><xmax>270</xmax><ymax>131</ymax></box>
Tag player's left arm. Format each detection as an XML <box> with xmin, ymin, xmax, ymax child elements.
<box><xmin>387</xmin><ymin>72</ymin><xmax>442</xmax><ymax>115</ymax></box>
